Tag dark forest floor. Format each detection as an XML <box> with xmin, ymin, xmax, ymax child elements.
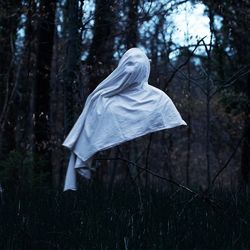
<box><xmin>0</xmin><ymin>182</ymin><xmax>250</xmax><ymax>250</ymax></box>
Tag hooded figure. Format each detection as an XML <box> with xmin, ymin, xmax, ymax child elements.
<box><xmin>62</xmin><ymin>48</ymin><xmax>187</xmax><ymax>191</ymax></box>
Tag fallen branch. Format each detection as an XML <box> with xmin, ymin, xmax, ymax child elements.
<box><xmin>96</xmin><ymin>157</ymin><xmax>222</xmax><ymax>209</ymax></box>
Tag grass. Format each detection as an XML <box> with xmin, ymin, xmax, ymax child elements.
<box><xmin>0</xmin><ymin>182</ymin><xmax>250</xmax><ymax>250</ymax></box>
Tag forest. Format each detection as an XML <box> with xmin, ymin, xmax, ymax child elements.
<box><xmin>0</xmin><ymin>0</ymin><xmax>250</xmax><ymax>249</ymax></box>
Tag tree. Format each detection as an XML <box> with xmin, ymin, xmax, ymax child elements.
<box><xmin>50</xmin><ymin>0</ymin><xmax>83</xmax><ymax>187</ymax></box>
<box><xmin>86</xmin><ymin>0</ymin><xmax>116</xmax><ymax>93</ymax></box>
<box><xmin>33</xmin><ymin>0</ymin><xmax>56</xmax><ymax>175</ymax></box>
<box><xmin>0</xmin><ymin>0</ymin><xmax>22</xmax><ymax>157</ymax></box>
<box><xmin>126</xmin><ymin>0</ymin><xmax>139</xmax><ymax>49</ymax></box>
<box><xmin>202</xmin><ymin>0</ymin><xmax>250</xmax><ymax>183</ymax></box>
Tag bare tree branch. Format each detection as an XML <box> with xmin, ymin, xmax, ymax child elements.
<box><xmin>164</xmin><ymin>36</ymin><xmax>207</xmax><ymax>91</ymax></box>
<box><xmin>0</xmin><ymin>56</ymin><xmax>16</xmax><ymax>130</ymax></box>
<box><xmin>211</xmin><ymin>65</ymin><xmax>250</xmax><ymax>97</ymax></box>
<box><xmin>211</xmin><ymin>136</ymin><xmax>243</xmax><ymax>186</ymax></box>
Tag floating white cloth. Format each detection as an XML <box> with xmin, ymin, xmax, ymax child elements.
<box><xmin>62</xmin><ymin>48</ymin><xmax>187</xmax><ymax>191</ymax></box>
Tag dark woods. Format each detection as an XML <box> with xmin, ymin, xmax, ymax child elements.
<box><xmin>1</xmin><ymin>0</ymin><xmax>249</xmax><ymax>190</ymax></box>
<box><xmin>0</xmin><ymin>0</ymin><xmax>250</xmax><ymax>249</ymax></box>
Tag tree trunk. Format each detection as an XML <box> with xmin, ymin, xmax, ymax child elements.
<box><xmin>241</xmin><ymin>73</ymin><xmax>250</xmax><ymax>183</ymax></box>
<box><xmin>126</xmin><ymin>0</ymin><xmax>139</xmax><ymax>49</ymax></box>
<box><xmin>34</xmin><ymin>0</ymin><xmax>56</xmax><ymax>176</ymax></box>
<box><xmin>86</xmin><ymin>0</ymin><xmax>116</xmax><ymax>93</ymax></box>
<box><xmin>50</xmin><ymin>0</ymin><xmax>82</xmax><ymax>187</ymax></box>
<box><xmin>15</xmin><ymin>0</ymin><xmax>37</xmax><ymax>155</ymax></box>
<box><xmin>0</xmin><ymin>1</ymin><xmax>22</xmax><ymax>158</ymax></box>
<box><xmin>61</xmin><ymin>0</ymin><xmax>82</xmax><ymax>133</ymax></box>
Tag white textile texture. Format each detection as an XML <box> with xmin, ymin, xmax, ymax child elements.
<box><xmin>62</xmin><ymin>48</ymin><xmax>187</xmax><ymax>191</ymax></box>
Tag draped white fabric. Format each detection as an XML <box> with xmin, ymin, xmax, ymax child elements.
<box><xmin>62</xmin><ymin>48</ymin><xmax>187</xmax><ymax>191</ymax></box>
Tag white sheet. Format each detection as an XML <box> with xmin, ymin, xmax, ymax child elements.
<box><xmin>62</xmin><ymin>48</ymin><xmax>187</xmax><ymax>191</ymax></box>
